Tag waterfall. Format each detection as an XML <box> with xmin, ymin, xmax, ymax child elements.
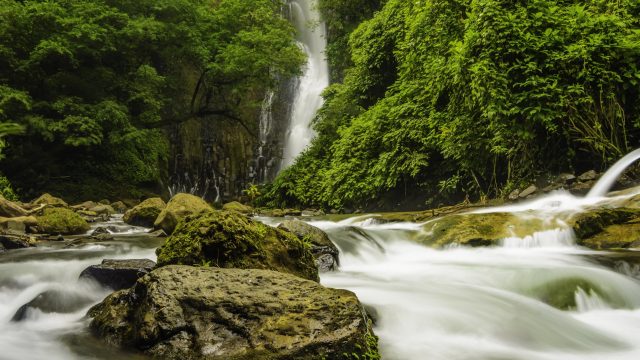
<box><xmin>280</xmin><ymin>0</ymin><xmax>330</xmax><ymax>170</ymax></box>
<box><xmin>587</xmin><ymin>148</ymin><xmax>640</xmax><ymax>198</ymax></box>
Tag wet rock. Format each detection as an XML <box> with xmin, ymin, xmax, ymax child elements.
<box><xmin>302</xmin><ymin>209</ymin><xmax>326</xmax><ymax>217</ymax></box>
<box><xmin>12</xmin><ymin>289</ymin><xmax>95</xmax><ymax>321</ymax></box>
<box><xmin>99</xmin><ymin>199</ymin><xmax>111</xmax><ymax>205</ymax></box>
<box><xmin>156</xmin><ymin>211</ymin><xmax>318</xmax><ymax>281</ymax></box>
<box><xmin>519</xmin><ymin>185</ymin><xmax>538</xmax><ymax>198</ymax></box>
<box><xmin>0</xmin><ymin>216</ymin><xmax>38</xmax><ymax>233</ymax></box>
<box><xmin>123</xmin><ymin>197</ymin><xmax>166</xmax><ymax>228</ymax></box>
<box><xmin>577</xmin><ymin>170</ymin><xmax>598</xmax><ymax>182</ymax></box>
<box><xmin>418</xmin><ymin>212</ymin><xmax>553</xmax><ymax>247</ymax></box>
<box><xmin>32</xmin><ymin>193</ymin><xmax>68</xmax><ymax>208</ymax></box>
<box><xmin>153</xmin><ymin>193</ymin><xmax>212</xmax><ymax>234</ymax></box>
<box><xmin>508</xmin><ymin>189</ymin><xmax>520</xmax><ymax>201</ymax></box>
<box><xmin>89</xmin><ymin>204</ymin><xmax>115</xmax><ymax>216</ymax></box>
<box><xmin>221</xmin><ymin>201</ymin><xmax>254</xmax><ymax>214</ymax></box>
<box><xmin>0</xmin><ymin>196</ymin><xmax>28</xmax><ymax>217</ymax></box>
<box><xmin>558</xmin><ymin>173</ymin><xmax>577</xmax><ymax>185</ymax></box>
<box><xmin>91</xmin><ymin>227</ymin><xmax>110</xmax><ymax>236</ymax></box>
<box><xmin>79</xmin><ymin>259</ymin><xmax>156</xmax><ymax>290</ymax></box>
<box><xmin>569</xmin><ymin>208</ymin><xmax>640</xmax><ymax>249</ymax></box>
<box><xmin>0</xmin><ymin>233</ymin><xmax>35</xmax><ymax>250</ymax></box>
<box><xmin>71</xmin><ymin>201</ymin><xmax>98</xmax><ymax>211</ymax></box>
<box><xmin>37</xmin><ymin>207</ymin><xmax>90</xmax><ymax>235</ymax></box>
<box><xmin>110</xmin><ymin>201</ymin><xmax>127</xmax><ymax>213</ymax></box>
<box><xmin>88</xmin><ymin>266</ymin><xmax>379</xmax><ymax>360</ymax></box>
<box><xmin>278</xmin><ymin>219</ymin><xmax>340</xmax><ymax>272</ymax></box>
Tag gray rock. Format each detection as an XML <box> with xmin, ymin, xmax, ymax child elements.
<box><xmin>0</xmin><ymin>233</ymin><xmax>34</xmax><ymax>250</ymax></box>
<box><xmin>12</xmin><ymin>289</ymin><xmax>94</xmax><ymax>321</ymax></box>
<box><xmin>578</xmin><ymin>170</ymin><xmax>598</xmax><ymax>182</ymax></box>
<box><xmin>88</xmin><ymin>266</ymin><xmax>379</xmax><ymax>360</ymax></box>
<box><xmin>79</xmin><ymin>259</ymin><xmax>156</xmax><ymax>290</ymax></box>
<box><xmin>558</xmin><ymin>173</ymin><xmax>577</xmax><ymax>185</ymax></box>
<box><xmin>278</xmin><ymin>219</ymin><xmax>340</xmax><ymax>272</ymax></box>
<box><xmin>91</xmin><ymin>227</ymin><xmax>110</xmax><ymax>236</ymax></box>
<box><xmin>519</xmin><ymin>185</ymin><xmax>538</xmax><ymax>198</ymax></box>
<box><xmin>508</xmin><ymin>189</ymin><xmax>520</xmax><ymax>201</ymax></box>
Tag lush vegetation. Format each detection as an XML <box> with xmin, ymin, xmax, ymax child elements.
<box><xmin>0</xmin><ymin>0</ymin><xmax>303</xmax><ymax>201</ymax></box>
<box><xmin>264</xmin><ymin>0</ymin><xmax>640</xmax><ymax>210</ymax></box>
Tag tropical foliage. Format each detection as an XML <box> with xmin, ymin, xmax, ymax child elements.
<box><xmin>0</xmin><ymin>0</ymin><xmax>303</xmax><ymax>200</ymax></box>
<box><xmin>265</xmin><ymin>0</ymin><xmax>640</xmax><ymax>210</ymax></box>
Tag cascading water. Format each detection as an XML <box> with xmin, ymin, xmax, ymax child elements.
<box><xmin>4</xmin><ymin>149</ymin><xmax>640</xmax><ymax>359</ymax></box>
<box><xmin>587</xmin><ymin>148</ymin><xmax>640</xmax><ymax>198</ymax></box>
<box><xmin>280</xmin><ymin>0</ymin><xmax>330</xmax><ymax>169</ymax></box>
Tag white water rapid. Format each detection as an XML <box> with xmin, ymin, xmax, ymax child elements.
<box><xmin>3</xmin><ymin>150</ymin><xmax>640</xmax><ymax>359</ymax></box>
<box><xmin>281</xmin><ymin>0</ymin><xmax>330</xmax><ymax>169</ymax></box>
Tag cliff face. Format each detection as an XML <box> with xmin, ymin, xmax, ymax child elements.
<box><xmin>168</xmin><ymin>81</ymin><xmax>294</xmax><ymax>202</ymax></box>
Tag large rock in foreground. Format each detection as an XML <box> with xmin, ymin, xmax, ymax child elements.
<box><xmin>37</xmin><ymin>207</ymin><xmax>89</xmax><ymax>235</ymax></box>
<box><xmin>156</xmin><ymin>211</ymin><xmax>318</xmax><ymax>282</ymax></box>
<box><xmin>278</xmin><ymin>220</ymin><xmax>340</xmax><ymax>272</ymax></box>
<box><xmin>123</xmin><ymin>198</ymin><xmax>166</xmax><ymax>228</ymax></box>
<box><xmin>79</xmin><ymin>259</ymin><xmax>156</xmax><ymax>290</ymax></box>
<box><xmin>89</xmin><ymin>266</ymin><xmax>379</xmax><ymax>360</ymax></box>
<box><xmin>154</xmin><ymin>193</ymin><xmax>212</xmax><ymax>234</ymax></box>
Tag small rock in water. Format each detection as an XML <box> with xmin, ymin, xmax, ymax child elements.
<box><xmin>508</xmin><ymin>189</ymin><xmax>520</xmax><ymax>201</ymax></box>
<box><xmin>519</xmin><ymin>185</ymin><xmax>538</xmax><ymax>198</ymax></box>
<box><xmin>278</xmin><ymin>219</ymin><xmax>340</xmax><ymax>272</ymax></box>
<box><xmin>91</xmin><ymin>227</ymin><xmax>110</xmax><ymax>236</ymax></box>
<box><xmin>79</xmin><ymin>259</ymin><xmax>156</xmax><ymax>290</ymax></box>
<box><xmin>578</xmin><ymin>170</ymin><xmax>598</xmax><ymax>182</ymax></box>
<box><xmin>0</xmin><ymin>233</ymin><xmax>35</xmax><ymax>250</ymax></box>
<box><xmin>558</xmin><ymin>173</ymin><xmax>577</xmax><ymax>185</ymax></box>
<box><xmin>12</xmin><ymin>289</ymin><xmax>94</xmax><ymax>321</ymax></box>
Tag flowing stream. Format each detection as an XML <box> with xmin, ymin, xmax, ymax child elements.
<box><xmin>3</xmin><ymin>155</ymin><xmax>640</xmax><ymax>358</ymax></box>
<box><xmin>281</xmin><ymin>0</ymin><xmax>329</xmax><ymax>169</ymax></box>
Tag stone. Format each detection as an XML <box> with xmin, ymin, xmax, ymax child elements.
<box><xmin>148</xmin><ymin>229</ymin><xmax>167</xmax><ymax>237</ymax></box>
<box><xmin>156</xmin><ymin>211</ymin><xmax>318</xmax><ymax>282</ymax></box>
<box><xmin>12</xmin><ymin>289</ymin><xmax>95</xmax><ymax>321</ymax></box>
<box><xmin>110</xmin><ymin>201</ymin><xmax>127</xmax><ymax>213</ymax></box>
<box><xmin>0</xmin><ymin>197</ymin><xmax>28</xmax><ymax>218</ymax></box>
<box><xmin>71</xmin><ymin>201</ymin><xmax>98</xmax><ymax>211</ymax></box>
<box><xmin>0</xmin><ymin>216</ymin><xmax>38</xmax><ymax>233</ymax></box>
<box><xmin>221</xmin><ymin>201</ymin><xmax>254</xmax><ymax>214</ymax></box>
<box><xmin>89</xmin><ymin>204</ymin><xmax>115</xmax><ymax>216</ymax></box>
<box><xmin>153</xmin><ymin>193</ymin><xmax>213</xmax><ymax>234</ymax></box>
<box><xmin>508</xmin><ymin>189</ymin><xmax>520</xmax><ymax>201</ymax></box>
<box><xmin>278</xmin><ymin>219</ymin><xmax>340</xmax><ymax>272</ymax></box>
<box><xmin>558</xmin><ymin>173</ymin><xmax>577</xmax><ymax>185</ymax></box>
<box><xmin>302</xmin><ymin>209</ymin><xmax>325</xmax><ymax>217</ymax></box>
<box><xmin>123</xmin><ymin>197</ymin><xmax>166</xmax><ymax>228</ymax></box>
<box><xmin>519</xmin><ymin>185</ymin><xmax>538</xmax><ymax>198</ymax></box>
<box><xmin>91</xmin><ymin>227</ymin><xmax>110</xmax><ymax>236</ymax></box>
<box><xmin>578</xmin><ymin>170</ymin><xmax>598</xmax><ymax>182</ymax></box>
<box><xmin>99</xmin><ymin>199</ymin><xmax>111</xmax><ymax>205</ymax></box>
<box><xmin>569</xmin><ymin>207</ymin><xmax>640</xmax><ymax>249</ymax></box>
<box><xmin>79</xmin><ymin>259</ymin><xmax>156</xmax><ymax>290</ymax></box>
<box><xmin>0</xmin><ymin>233</ymin><xmax>35</xmax><ymax>250</ymax></box>
<box><xmin>88</xmin><ymin>266</ymin><xmax>379</xmax><ymax>360</ymax></box>
<box><xmin>32</xmin><ymin>193</ymin><xmax>68</xmax><ymax>208</ymax></box>
<box><xmin>36</xmin><ymin>207</ymin><xmax>90</xmax><ymax>235</ymax></box>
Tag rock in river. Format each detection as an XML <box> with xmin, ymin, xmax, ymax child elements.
<box><xmin>278</xmin><ymin>219</ymin><xmax>340</xmax><ymax>272</ymax></box>
<box><xmin>123</xmin><ymin>197</ymin><xmax>166</xmax><ymax>228</ymax></box>
<box><xmin>88</xmin><ymin>265</ymin><xmax>379</xmax><ymax>360</ymax></box>
<box><xmin>156</xmin><ymin>211</ymin><xmax>318</xmax><ymax>282</ymax></box>
<box><xmin>79</xmin><ymin>259</ymin><xmax>156</xmax><ymax>290</ymax></box>
<box><xmin>154</xmin><ymin>193</ymin><xmax>213</xmax><ymax>234</ymax></box>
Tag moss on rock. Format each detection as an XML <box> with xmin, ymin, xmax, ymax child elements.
<box><xmin>156</xmin><ymin>211</ymin><xmax>319</xmax><ymax>281</ymax></box>
<box><xmin>32</xmin><ymin>193</ymin><xmax>68</xmax><ymax>208</ymax></box>
<box><xmin>154</xmin><ymin>193</ymin><xmax>213</xmax><ymax>234</ymax></box>
<box><xmin>222</xmin><ymin>201</ymin><xmax>254</xmax><ymax>214</ymax></box>
<box><xmin>89</xmin><ymin>266</ymin><xmax>378</xmax><ymax>360</ymax></box>
<box><xmin>123</xmin><ymin>197</ymin><xmax>166</xmax><ymax>227</ymax></box>
<box><xmin>37</xmin><ymin>207</ymin><xmax>89</xmax><ymax>235</ymax></box>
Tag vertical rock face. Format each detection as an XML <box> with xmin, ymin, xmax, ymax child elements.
<box><xmin>88</xmin><ymin>266</ymin><xmax>380</xmax><ymax>360</ymax></box>
<box><xmin>168</xmin><ymin>85</ymin><xmax>292</xmax><ymax>202</ymax></box>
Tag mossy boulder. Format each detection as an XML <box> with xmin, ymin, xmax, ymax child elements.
<box><xmin>37</xmin><ymin>207</ymin><xmax>89</xmax><ymax>235</ymax></box>
<box><xmin>88</xmin><ymin>266</ymin><xmax>379</xmax><ymax>360</ymax></box>
<box><xmin>222</xmin><ymin>201</ymin><xmax>254</xmax><ymax>214</ymax></box>
<box><xmin>156</xmin><ymin>211</ymin><xmax>318</xmax><ymax>282</ymax></box>
<box><xmin>154</xmin><ymin>193</ymin><xmax>213</xmax><ymax>234</ymax></box>
<box><xmin>418</xmin><ymin>212</ymin><xmax>548</xmax><ymax>247</ymax></box>
<box><xmin>569</xmin><ymin>208</ymin><xmax>640</xmax><ymax>249</ymax></box>
<box><xmin>32</xmin><ymin>193</ymin><xmax>68</xmax><ymax>208</ymax></box>
<box><xmin>110</xmin><ymin>201</ymin><xmax>128</xmax><ymax>213</ymax></box>
<box><xmin>123</xmin><ymin>198</ymin><xmax>166</xmax><ymax>228</ymax></box>
<box><xmin>278</xmin><ymin>220</ymin><xmax>340</xmax><ymax>272</ymax></box>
